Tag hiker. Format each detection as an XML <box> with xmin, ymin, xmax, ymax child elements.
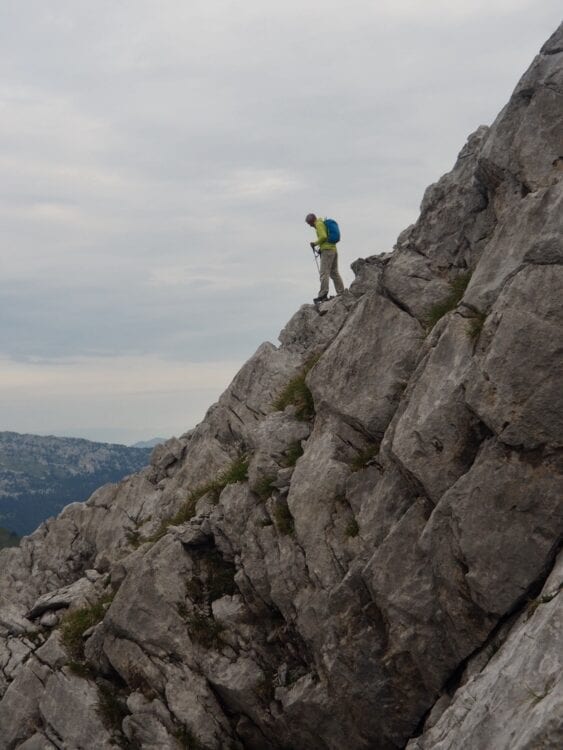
<box><xmin>305</xmin><ymin>213</ymin><xmax>345</xmax><ymax>303</ymax></box>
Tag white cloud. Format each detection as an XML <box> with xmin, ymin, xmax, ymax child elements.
<box><xmin>0</xmin><ymin>355</ymin><xmax>241</xmax><ymax>395</ymax></box>
<box><xmin>213</xmin><ymin>169</ymin><xmax>305</xmax><ymax>201</ymax></box>
<box><xmin>0</xmin><ymin>355</ymin><xmax>245</xmax><ymax>442</ymax></box>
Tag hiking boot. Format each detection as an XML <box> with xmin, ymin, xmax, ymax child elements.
<box><xmin>314</xmin><ymin>294</ymin><xmax>328</xmax><ymax>303</ymax></box>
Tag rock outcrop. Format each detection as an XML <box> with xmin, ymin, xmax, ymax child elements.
<box><xmin>0</xmin><ymin>24</ymin><xmax>561</xmax><ymax>750</ymax></box>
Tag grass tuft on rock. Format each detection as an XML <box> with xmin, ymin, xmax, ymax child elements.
<box><xmin>125</xmin><ymin>529</ymin><xmax>142</xmax><ymax>549</ymax></box>
<box><xmin>350</xmin><ymin>442</ymin><xmax>381</xmax><ymax>472</ymax></box>
<box><xmin>60</xmin><ymin>595</ymin><xmax>114</xmax><ymax>661</ymax></box>
<box><xmin>272</xmin><ymin>355</ymin><xmax>320</xmax><ymax>421</ymax></box>
<box><xmin>425</xmin><ymin>271</ymin><xmax>472</xmax><ymax>330</ymax></box>
<box><xmin>186</xmin><ymin>612</ymin><xmax>224</xmax><ymax>649</ymax></box>
<box><xmin>466</xmin><ymin>310</ymin><xmax>488</xmax><ymax>341</ymax></box>
<box><xmin>282</xmin><ymin>440</ymin><xmax>304</xmax><ymax>467</ymax></box>
<box><xmin>186</xmin><ymin>454</ymin><xmax>249</xmax><ymax>507</ymax></box>
<box><xmin>252</xmin><ymin>474</ymin><xmax>277</xmax><ymax>500</ymax></box>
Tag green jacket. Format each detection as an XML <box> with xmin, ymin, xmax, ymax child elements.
<box><xmin>313</xmin><ymin>218</ymin><xmax>337</xmax><ymax>252</ymax></box>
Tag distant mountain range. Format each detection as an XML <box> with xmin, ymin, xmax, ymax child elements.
<box><xmin>131</xmin><ymin>437</ymin><xmax>166</xmax><ymax>449</ymax></box>
<box><xmin>0</xmin><ymin>432</ymin><xmax>152</xmax><ymax>537</ymax></box>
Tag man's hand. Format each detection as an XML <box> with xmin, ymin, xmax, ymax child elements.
<box><xmin>310</xmin><ymin>242</ymin><xmax>317</xmax><ymax>250</ymax></box>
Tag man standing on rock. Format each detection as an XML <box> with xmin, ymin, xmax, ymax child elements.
<box><xmin>305</xmin><ymin>213</ymin><xmax>345</xmax><ymax>303</ymax></box>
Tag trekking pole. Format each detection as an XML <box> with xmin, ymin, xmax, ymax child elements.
<box><xmin>311</xmin><ymin>246</ymin><xmax>320</xmax><ymax>272</ymax></box>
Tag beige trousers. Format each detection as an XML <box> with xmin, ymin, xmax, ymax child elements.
<box><xmin>319</xmin><ymin>250</ymin><xmax>345</xmax><ymax>297</ymax></box>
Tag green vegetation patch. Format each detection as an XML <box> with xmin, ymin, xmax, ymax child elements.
<box><xmin>184</xmin><ymin>454</ymin><xmax>249</xmax><ymax>508</ymax></box>
<box><xmin>350</xmin><ymin>441</ymin><xmax>380</xmax><ymax>472</ymax></box>
<box><xmin>60</xmin><ymin>595</ymin><xmax>114</xmax><ymax>661</ymax></box>
<box><xmin>272</xmin><ymin>356</ymin><xmax>320</xmax><ymax>421</ymax></box>
<box><xmin>125</xmin><ymin>529</ymin><xmax>142</xmax><ymax>549</ymax></box>
<box><xmin>425</xmin><ymin>271</ymin><xmax>472</xmax><ymax>331</ymax></box>
<box><xmin>252</xmin><ymin>474</ymin><xmax>277</xmax><ymax>500</ymax></box>
<box><xmin>186</xmin><ymin>611</ymin><xmax>224</xmax><ymax>649</ymax></box>
<box><xmin>282</xmin><ymin>440</ymin><xmax>304</xmax><ymax>468</ymax></box>
<box><xmin>466</xmin><ymin>310</ymin><xmax>488</xmax><ymax>341</ymax></box>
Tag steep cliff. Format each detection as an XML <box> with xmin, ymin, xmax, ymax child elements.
<box><xmin>0</xmin><ymin>25</ymin><xmax>561</xmax><ymax>750</ymax></box>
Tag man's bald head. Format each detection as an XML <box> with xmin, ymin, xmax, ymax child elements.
<box><xmin>305</xmin><ymin>213</ymin><xmax>317</xmax><ymax>226</ymax></box>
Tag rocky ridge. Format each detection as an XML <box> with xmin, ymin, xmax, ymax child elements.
<box><xmin>0</xmin><ymin>26</ymin><xmax>562</xmax><ymax>750</ymax></box>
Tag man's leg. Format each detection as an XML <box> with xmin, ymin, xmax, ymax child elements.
<box><xmin>330</xmin><ymin>252</ymin><xmax>345</xmax><ymax>294</ymax></box>
<box><xmin>318</xmin><ymin>251</ymin><xmax>331</xmax><ymax>298</ymax></box>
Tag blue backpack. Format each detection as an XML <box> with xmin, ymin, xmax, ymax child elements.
<box><xmin>324</xmin><ymin>218</ymin><xmax>341</xmax><ymax>244</ymax></box>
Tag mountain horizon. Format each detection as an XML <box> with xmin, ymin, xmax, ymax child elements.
<box><xmin>0</xmin><ymin>431</ymin><xmax>152</xmax><ymax>536</ymax></box>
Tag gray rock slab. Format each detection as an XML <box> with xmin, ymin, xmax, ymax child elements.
<box><xmin>465</xmin><ymin>264</ymin><xmax>563</xmax><ymax>449</ymax></box>
<box><xmin>423</xmin><ymin>439</ymin><xmax>563</xmax><ymax>617</ymax></box>
<box><xmin>28</xmin><ymin>576</ymin><xmax>97</xmax><ymax>619</ymax></box>
<box><xmin>309</xmin><ymin>289</ymin><xmax>423</xmax><ymax>437</ymax></box>
<box><xmin>0</xmin><ymin>665</ymin><xmax>45</xmax><ymax>748</ymax></box>
<box><xmin>17</xmin><ymin>733</ymin><xmax>57</xmax><ymax>750</ymax></box>
<box><xmin>39</xmin><ymin>670</ymin><xmax>115</xmax><ymax>749</ymax></box>
<box><xmin>407</xmin><ymin>552</ymin><xmax>563</xmax><ymax>750</ymax></box>
<box><xmin>390</xmin><ymin>315</ymin><xmax>483</xmax><ymax>502</ymax></box>
<box><xmin>0</xmin><ymin>604</ymin><xmax>36</xmax><ymax>636</ymax></box>
<box><xmin>465</xmin><ymin>183</ymin><xmax>563</xmax><ymax>310</ymax></box>
<box><xmin>34</xmin><ymin>632</ymin><xmax>68</xmax><ymax>671</ymax></box>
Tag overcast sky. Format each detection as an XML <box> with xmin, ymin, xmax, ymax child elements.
<box><xmin>1</xmin><ymin>1</ymin><xmax>561</xmax><ymax>445</ymax></box>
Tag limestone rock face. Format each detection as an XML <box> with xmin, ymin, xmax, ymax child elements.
<box><xmin>0</xmin><ymin>25</ymin><xmax>562</xmax><ymax>750</ymax></box>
